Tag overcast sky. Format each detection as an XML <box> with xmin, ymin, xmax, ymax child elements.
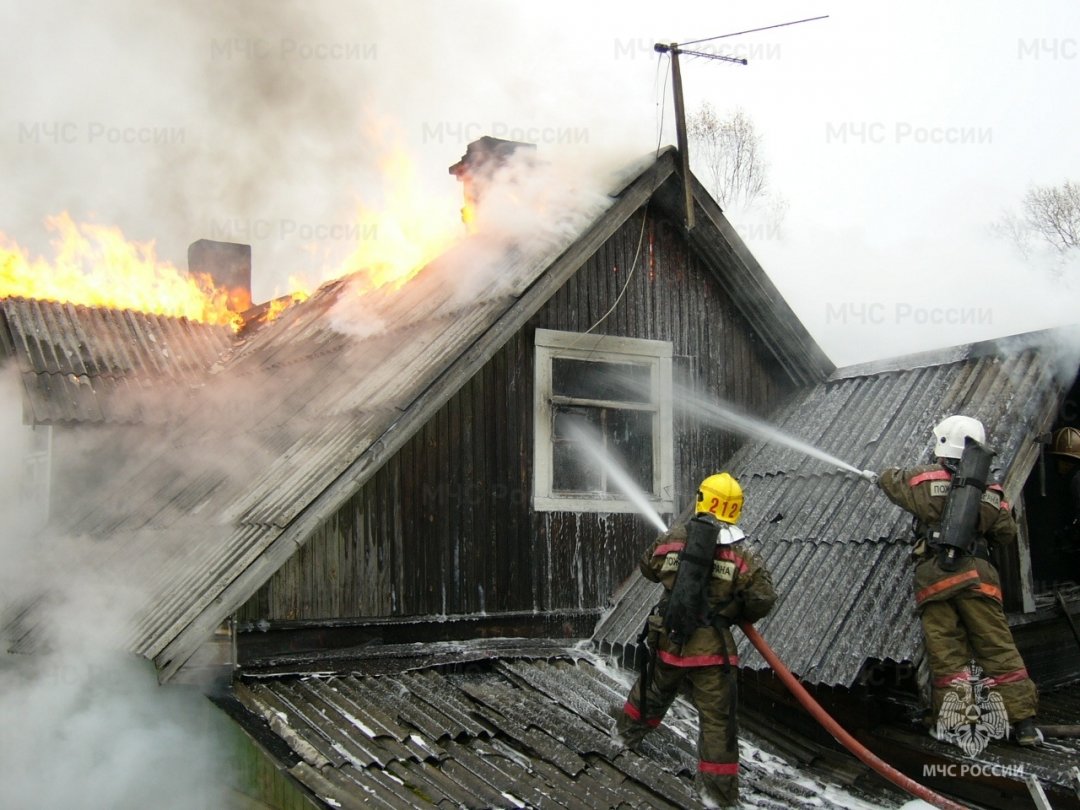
<box><xmin>2</xmin><ymin>0</ymin><xmax>1078</xmax><ymax>366</ymax></box>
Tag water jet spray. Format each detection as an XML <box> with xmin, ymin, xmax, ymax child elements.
<box><xmin>673</xmin><ymin>385</ymin><xmax>879</xmax><ymax>484</ymax></box>
<box><xmin>563</xmin><ymin>419</ymin><xmax>668</xmax><ymax>532</ymax></box>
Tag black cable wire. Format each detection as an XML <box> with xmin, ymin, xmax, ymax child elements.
<box><xmin>578</xmin><ymin>51</ymin><xmax>667</xmax><ymax>339</ymax></box>
<box><xmin>655</xmin><ymin>52</ymin><xmax>668</xmax><ymax>155</ymax></box>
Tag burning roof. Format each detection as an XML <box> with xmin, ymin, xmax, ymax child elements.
<box><xmin>0</xmin><ymin>297</ymin><xmax>233</xmax><ymax>424</ymax></box>
<box><xmin>3</xmin><ymin>144</ymin><xmax>831</xmax><ymax>684</ymax></box>
<box><xmin>0</xmin><ymin>213</ymin><xmax>248</xmax><ymax>330</ymax></box>
<box><xmin>4</xmin><ymin>146</ymin><xmax>632</xmax><ymax>678</ymax></box>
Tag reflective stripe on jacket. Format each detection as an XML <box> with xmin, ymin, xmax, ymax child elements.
<box><xmin>640</xmin><ymin>522</ymin><xmax>775</xmax><ymax>665</ymax></box>
<box><xmin>878</xmin><ymin>462</ymin><xmax>1016</xmax><ymax>605</ymax></box>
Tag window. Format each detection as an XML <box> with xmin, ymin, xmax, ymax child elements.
<box><xmin>533</xmin><ymin>329</ymin><xmax>674</xmax><ymax>513</ymax></box>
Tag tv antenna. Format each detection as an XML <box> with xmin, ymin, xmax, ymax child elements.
<box><xmin>654</xmin><ymin>15</ymin><xmax>828</xmax><ymax>230</ymax></box>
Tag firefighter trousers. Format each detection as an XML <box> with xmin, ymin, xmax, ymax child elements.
<box><xmin>920</xmin><ymin>593</ymin><xmax>1038</xmax><ymax>722</ymax></box>
<box><xmin>618</xmin><ymin>656</ymin><xmax>739</xmax><ymax>807</ymax></box>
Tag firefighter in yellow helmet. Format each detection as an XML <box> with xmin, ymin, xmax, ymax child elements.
<box><xmin>866</xmin><ymin>415</ymin><xmax>1041</xmax><ymax>747</ymax></box>
<box><xmin>616</xmin><ymin>472</ymin><xmax>776</xmax><ymax>808</ymax></box>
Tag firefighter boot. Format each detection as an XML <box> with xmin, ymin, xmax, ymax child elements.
<box><xmin>696</xmin><ymin>774</ymin><xmax>738</xmax><ymax>809</ymax></box>
<box><xmin>1014</xmin><ymin>718</ymin><xmax>1043</xmax><ymax>747</ymax></box>
<box><xmin>611</xmin><ymin>706</ymin><xmax>647</xmax><ymax>753</ymax></box>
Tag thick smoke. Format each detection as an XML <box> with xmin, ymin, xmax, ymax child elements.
<box><xmin>0</xmin><ymin>0</ymin><xmax>649</xmax><ymax>305</ymax></box>
<box><xmin>0</xmin><ymin>7</ymin><xmax>647</xmax><ymax>799</ymax></box>
<box><xmin>0</xmin><ymin>363</ymin><xmax>230</xmax><ymax>809</ymax></box>
<box><xmin>5</xmin><ymin>1</ymin><xmax>1079</xmax><ymax>368</ymax></box>
<box><xmin>996</xmin><ymin>323</ymin><xmax>1080</xmax><ymax>392</ymax></box>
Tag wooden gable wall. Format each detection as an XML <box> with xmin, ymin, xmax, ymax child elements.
<box><xmin>237</xmin><ymin>205</ymin><xmax>797</xmax><ymax>630</ymax></box>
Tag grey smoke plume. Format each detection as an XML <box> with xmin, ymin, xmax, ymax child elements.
<box><xmin>1</xmin><ymin>0</ymin><xmax>645</xmax><ymax>306</ymax></box>
<box><xmin>0</xmin><ymin>363</ymin><xmax>230</xmax><ymax>809</ymax></box>
<box><xmin>996</xmin><ymin>323</ymin><xmax>1080</xmax><ymax>392</ymax></box>
<box><xmin>1</xmin><ymin>6</ymin><xmax>647</xmax><ymax>796</ymax></box>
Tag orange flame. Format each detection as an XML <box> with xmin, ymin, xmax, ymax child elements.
<box><xmin>264</xmin><ymin>274</ymin><xmax>312</xmax><ymax>321</ymax></box>
<box><xmin>334</xmin><ymin>146</ymin><xmax>462</xmax><ymax>293</ymax></box>
<box><xmin>2</xmin><ymin>139</ymin><xmax>467</xmax><ymax>333</ymax></box>
<box><xmin>0</xmin><ymin>213</ymin><xmax>243</xmax><ymax>331</ymax></box>
<box><xmin>264</xmin><ymin>292</ymin><xmax>304</xmax><ymax>322</ymax></box>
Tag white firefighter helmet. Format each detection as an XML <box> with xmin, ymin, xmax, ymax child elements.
<box><xmin>932</xmin><ymin>415</ymin><xmax>986</xmax><ymax>459</ymax></box>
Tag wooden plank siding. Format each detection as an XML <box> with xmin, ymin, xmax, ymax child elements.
<box><xmin>238</xmin><ymin>204</ymin><xmax>795</xmax><ymax>626</ymax></box>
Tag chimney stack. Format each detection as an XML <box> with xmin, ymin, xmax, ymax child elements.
<box><xmin>448</xmin><ymin>136</ymin><xmax>536</xmax><ymax>230</ymax></box>
<box><xmin>187</xmin><ymin>239</ymin><xmax>253</xmax><ymax>313</ymax></box>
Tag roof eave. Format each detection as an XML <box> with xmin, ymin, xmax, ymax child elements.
<box><xmin>830</xmin><ymin>323</ymin><xmax>1080</xmax><ymax>382</ymax></box>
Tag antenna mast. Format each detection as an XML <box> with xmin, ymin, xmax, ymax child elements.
<box><xmin>653</xmin><ymin>15</ymin><xmax>828</xmax><ymax>231</ymax></box>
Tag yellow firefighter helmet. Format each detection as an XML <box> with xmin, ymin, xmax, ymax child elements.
<box><xmin>696</xmin><ymin>472</ymin><xmax>743</xmax><ymax>524</ymax></box>
<box><xmin>1051</xmin><ymin>426</ymin><xmax>1080</xmax><ymax>462</ymax></box>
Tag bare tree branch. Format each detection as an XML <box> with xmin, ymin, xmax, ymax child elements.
<box><xmin>989</xmin><ymin>208</ymin><xmax>1033</xmax><ymax>259</ymax></box>
<box><xmin>1023</xmin><ymin>181</ymin><xmax>1080</xmax><ymax>253</ymax></box>
<box><xmin>993</xmin><ymin>180</ymin><xmax>1078</xmax><ymax>274</ymax></box>
<box><xmin>687</xmin><ymin>103</ymin><xmax>785</xmax><ymax>239</ymax></box>
<box><xmin>688</xmin><ymin>104</ymin><xmax>767</xmax><ymax>209</ymax></box>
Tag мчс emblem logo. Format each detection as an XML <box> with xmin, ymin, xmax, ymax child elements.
<box><xmin>934</xmin><ymin>661</ymin><xmax>1008</xmax><ymax>756</ymax></box>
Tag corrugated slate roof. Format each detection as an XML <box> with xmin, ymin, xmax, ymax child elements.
<box><xmin>595</xmin><ymin>332</ymin><xmax>1072</xmax><ymax>686</ymax></box>
<box><xmin>13</xmin><ymin>148</ymin><xmax>836</xmax><ymax>681</ymax></box>
<box><xmin>0</xmin><ymin>296</ymin><xmax>233</xmax><ymax>423</ymax></box>
<box><xmin>227</xmin><ymin>647</ymin><xmax>905</xmax><ymax>809</ymax></box>
<box><xmin>45</xmin><ymin>248</ymin><xmax>548</xmax><ymax>666</ymax></box>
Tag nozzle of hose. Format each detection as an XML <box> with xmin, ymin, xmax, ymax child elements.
<box><xmin>861</xmin><ymin>469</ymin><xmax>879</xmax><ymax>485</ymax></box>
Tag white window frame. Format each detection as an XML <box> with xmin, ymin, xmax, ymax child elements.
<box><xmin>533</xmin><ymin>328</ymin><xmax>674</xmax><ymax>514</ymax></box>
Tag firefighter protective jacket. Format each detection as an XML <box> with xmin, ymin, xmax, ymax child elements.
<box><xmin>878</xmin><ymin>462</ymin><xmax>1016</xmax><ymax>606</ymax></box>
<box><xmin>1061</xmin><ymin>466</ymin><xmax>1080</xmax><ymax>540</ymax></box>
<box><xmin>640</xmin><ymin>522</ymin><xmax>775</xmax><ymax>666</ymax></box>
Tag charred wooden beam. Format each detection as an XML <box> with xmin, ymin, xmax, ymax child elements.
<box><xmin>237</xmin><ymin>609</ymin><xmax>601</xmax><ymax>666</ymax></box>
<box><xmin>241</xmin><ymin>637</ymin><xmax>588</xmax><ymax>677</ymax></box>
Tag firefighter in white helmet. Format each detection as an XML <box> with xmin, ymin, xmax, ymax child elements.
<box><xmin>615</xmin><ymin>472</ymin><xmax>776</xmax><ymax>807</ymax></box>
<box><xmin>866</xmin><ymin>415</ymin><xmax>1041</xmax><ymax>746</ymax></box>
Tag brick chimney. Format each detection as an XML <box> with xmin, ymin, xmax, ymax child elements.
<box><xmin>448</xmin><ymin>136</ymin><xmax>536</xmax><ymax>230</ymax></box>
<box><xmin>187</xmin><ymin>239</ymin><xmax>253</xmax><ymax>312</ymax></box>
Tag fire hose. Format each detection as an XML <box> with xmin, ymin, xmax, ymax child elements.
<box><xmin>739</xmin><ymin>622</ymin><xmax>969</xmax><ymax>810</ymax></box>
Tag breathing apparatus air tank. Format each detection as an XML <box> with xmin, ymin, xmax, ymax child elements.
<box><xmin>933</xmin><ymin>436</ymin><xmax>995</xmax><ymax>571</ymax></box>
<box><xmin>663</xmin><ymin>512</ymin><xmax>721</xmax><ymax>646</ymax></box>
